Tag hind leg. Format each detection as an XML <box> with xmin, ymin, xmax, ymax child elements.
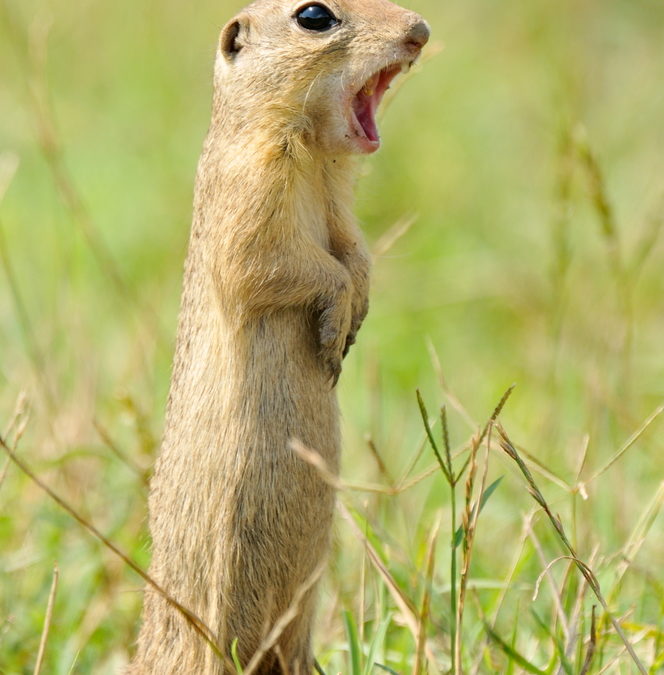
<box><xmin>244</xmin><ymin>588</ymin><xmax>317</xmax><ymax>675</ymax></box>
<box><xmin>273</xmin><ymin>591</ymin><xmax>317</xmax><ymax>675</ymax></box>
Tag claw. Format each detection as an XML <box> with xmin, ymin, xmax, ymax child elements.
<box><xmin>327</xmin><ymin>359</ymin><xmax>342</xmax><ymax>389</ymax></box>
<box><xmin>316</xmin><ymin>284</ymin><xmax>353</xmax><ymax>388</ymax></box>
<box><xmin>342</xmin><ymin>332</ymin><xmax>356</xmax><ymax>358</ymax></box>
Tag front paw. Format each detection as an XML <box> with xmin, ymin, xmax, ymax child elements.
<box><xmin>343</xmin><ymin>294</ymin><xmax>369</xmax><ymax>357</ymax></box>
<box><xmin>318</xmin><ymin>287</ymin><xmax>352</xmax><ymax>387</ymax></box>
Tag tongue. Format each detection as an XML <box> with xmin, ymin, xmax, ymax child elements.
<box><xmin>351</xmin><ymin>67</ymin><xmax>401</xmax><ymax>143</ymax></box>
<box><xmin>352</xmin><ymin>88</ymin><xmax>380</xmax><ymax>142</ymax></box>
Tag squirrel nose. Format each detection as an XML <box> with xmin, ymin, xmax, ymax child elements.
<box><xmin>404</xmin><ymin>18</ymin><xmax>430</xmax><ymax>51</ymax></box>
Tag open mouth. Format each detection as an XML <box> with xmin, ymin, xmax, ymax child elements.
<box><xmin>350</xmin><ymin>64</ymin><xmax>405</xmax><ymax>152</ymax></box>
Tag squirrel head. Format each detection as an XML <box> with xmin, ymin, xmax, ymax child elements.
<box><xmin>213</xmin><ymin>0</ymin><xmax>429</xmax><ymax>156</ymax></box>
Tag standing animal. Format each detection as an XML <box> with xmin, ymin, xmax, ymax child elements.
<box><xmin>129</xmin><ymin>0</ymin><xmax>428</xmax><ymax>672</ymax></box>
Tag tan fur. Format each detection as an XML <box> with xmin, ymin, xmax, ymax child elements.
<box><xmin>128</xmin><ymin>1</ymin><xmax>428</xmax><ymax>672</ymax></box>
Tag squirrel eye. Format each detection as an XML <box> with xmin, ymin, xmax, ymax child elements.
<box><xmin>296</xmin><ymin>4</ymin><xmax>339</xmax><ymax>31</ymax></box>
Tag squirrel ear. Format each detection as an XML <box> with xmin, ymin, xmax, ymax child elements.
<box><xmin>220</xmin><ymin>18</ymin><xmax>248</xmax><ymax>62</ymax></box>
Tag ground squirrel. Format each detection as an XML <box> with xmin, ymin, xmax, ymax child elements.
<box><xmin>129</xmin><ymin>0</ymin><xmax>428</xmax><ymax>672</ymax></box>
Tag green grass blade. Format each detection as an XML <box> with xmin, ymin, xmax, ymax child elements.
<box><xmin>483</xmin><ymin>620</ymin><xmax>547</xmax><ymax>675</ymax></box>
<box><xmin>230</xmin><ymin>638</ymin><xmax>243</xmax><ymax>673</ymax></box>
<box><xmin>453</xmin><ymin>476</ymin><xmax>504</xmax><ymax>547</ymax></box>
<box><xmin>343</xmin><ymin>610</ymin><xmax>362</xmax><ymax>675</ymax></box>
<box><xmin>530</xmin><ymin>609</ymin><xmax>574</xmax><ymax>675</ymax></box>
<box><xmin>416</xmin><ymin>389</ymin><xmax>453</xmax><ymax>484</ymax></box>
<box><xmin>506</xmin><ymin>603</ymin><xmax>519</xmax><ymax>675</ymax></box>
<box><xmin>363</xmin><ymin>615</ymin><xmax>391</xmax><ymax>675</ymax></box>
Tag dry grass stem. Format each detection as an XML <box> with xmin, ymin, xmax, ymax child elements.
<box><xmin>2</xmin><ymin>392</ymin><xmax>30</xmax><ymax>442</ymax></box>
<box><xmin>573</xmin><ymin>125</ymin><xmax>622</xmax><ymax>274</ymax></box>
<box><xmin>425</xmin><ymin>339</ymin><xmax>477</xmax><ymax>432</ymax></box>
<box><xmin>0</xmin><ymin>218</ymin><xmax>57</xmax><ymax>413</ymax></box>
<box><xmin>497</xmin><ymin>425</ymin><xmax>648</xmax><ymax>674</ymax></box>
<box><xmin>1</xmin><ymin>393</ymin><xmax>31</xmax><ymax>491</ymax></box>
<box><xmin>365</xmin><ymin>436</ymin><xmax>395</xmax><ymax>487</ymax></box>
<box><xmin>527</xmin><ymin>529</ymin><xmax>571</xmax><ymax>641</ymax></box>
<box><xmin>511</xmin><ymin>445</ymin><xmax>571</xmax><ymax>491</ymax></box>
<box><xmin>413</xmin><ymin>515</ymin><xmax>440</xmax><ymax>675</ymax></box>
<box><xmin>396</xmin><ymin>462</ymin><xmax>443</xmax><ymax>493</ymax></box>
<box><xmin>395</xmin><ymin>428</ymin><xmax>430</xmax><ymax>490</ymax></box>
<box><xmin>573</xmin><ymin>434</ymin><xmax>591</xmax><ymax>485</ymax></box>
<box><xmin>594</xmin><ymin>481</ymin><xmax>664</xmax><ymax>648</ymax></box>
<box><xmin>488</xmin><ymin>511</ymin><xmax>535</xmax><ymax>625</ymax></box>
<box><xmin>289</xmin><ymin>438</ymin><xmax>344</xmax><ymax>490</ymax></box>
<box><xmin>564</xmin><ymin>545</ymin><xmax>598</xmax><ymax>664</ymax></box>
<box><xmin>586</xmin><ymin>404</ymin><xmax>664</xmax><ymax>485</ymax></box>
<box><xmin>243</xmin><ymin>562</ymin><xmax>326</xmax><ymax>675</ymax></box>
<box><xmin>358</xmin><ymin>532</ymin><xmax>367</xmax><ymax>646</ymax></box>
<box><xmin>372</xmin><ymin>214</ymin><xmax>417</xmax><ymax>258</ymax></box>
<box><xmin>0</xmin><ymin>152</ymin><xmax>19</xmax><ymax>201</ymax></box>
<box><xmin>596</xmin><ymin>647</ymin><xmax>629</xmax><ymax>675</ymax></box>
<box><xmin>33</xmin><ymin>563</ymin><xmax>59</xmax><ymax>675</ymax></box>
<box><xmin>451</xmin><ymin>386</ymin><xmax>514</xmax><ymax>673</ymax></box>
<box><xmin>579</xmin><ymin>606</ymin><xmax>597</xmax><ymax>675</ymax></box>
<box><xmin>453</xmin><ymin>425</ymin><xmax>483</xmax><ymax>673</ymax></box>
<box><xmin>0</xmin><ymin>458</ymin><xmax>9</xmax><ymax>491</ymax></box>
<box><xmin>93</xmin><ymin>418</ymin><xmax>148</xmax><ymax>482</ymax></box>
<box><xmin>338</xmin><ymin>501</ymin><xmax>437</xmax><ymax>665</ymax></box>
<box><xmin>290</xmin><ymin>438</ymin><xmax>390</xmax><ymax>494</ymax></box>
<box><xmin>0</xmin><ymin>433</ymin><xmax>229</xmax><ymax>667</ymax></box>
<box><xmin>380</xmin><ymin>40</ymin><xmax>443</xmax><ymax>113</ymax></box>
<box><xmin>612</xmin><ymin>481</ymin><xmax>664</xmax><ymax>588</ymax></box>
<box><xmin>630</xmin><ymin>198</ymin><xmax>664</xmax><ymax>278</ymax></box>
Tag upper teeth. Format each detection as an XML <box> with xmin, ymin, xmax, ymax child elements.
<box><xmin>362</xmin><ymin>73</ymin><xmax>379</xmax><ymax>96</ymax></box>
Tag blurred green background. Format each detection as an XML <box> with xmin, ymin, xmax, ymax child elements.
<box><xmin>1</xmin><ymin>0</ymin><xmax>663</xmax><ymax>672</ymax></box>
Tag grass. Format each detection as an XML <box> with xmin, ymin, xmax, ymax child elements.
<box><xmin>1</xmin><ymin>0</ymin><xmax>664</xmax><ymax>672</ymax></box>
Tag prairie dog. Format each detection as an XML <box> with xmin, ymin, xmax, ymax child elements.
<box><xmin>129</xmin><ymin>1</ymin><xmax>428</xmax><ymax>672</ymax></box>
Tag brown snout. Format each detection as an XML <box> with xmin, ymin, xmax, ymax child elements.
<box><xmin>404</xmin><ymin>18</ymin><xmax>430</xmax><ymax>52</ymax></box>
